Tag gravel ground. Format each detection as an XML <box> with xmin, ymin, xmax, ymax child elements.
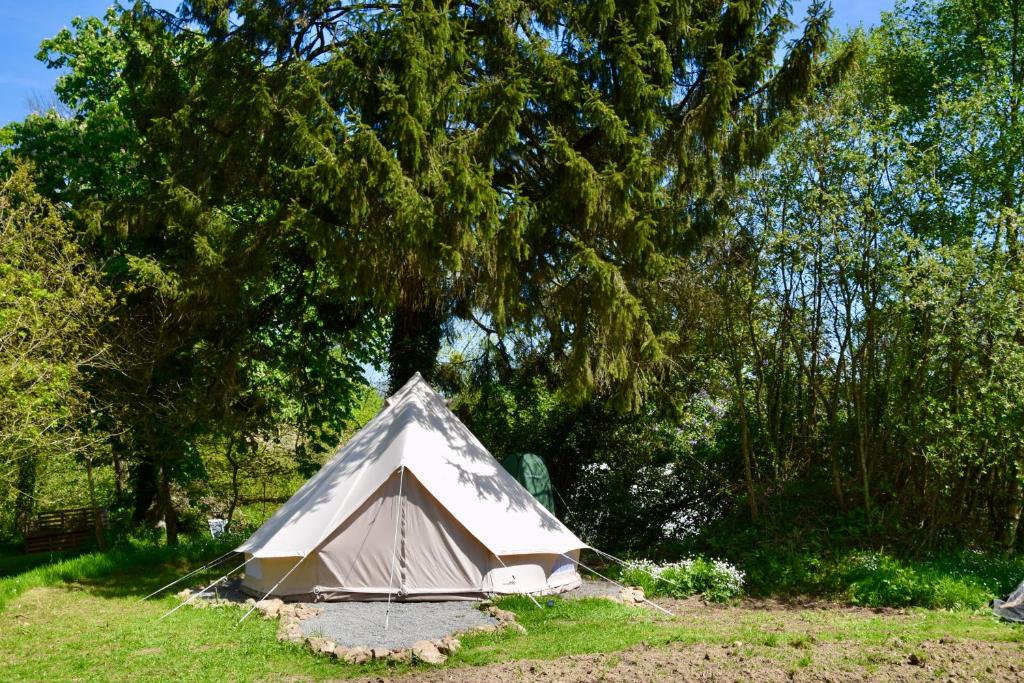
<box><xmin>295</xmin><ymin>580</ymin><xmax>616</xmax><ymax>649</ymax></box>
<box><xmin>298</xmin><ymin>601</ymin><xmax>498</xmax><ymax>650</ymax></box>
<box><xmin>571</xmin><ymin>577</ymin><xmax>620</xmax><ymax>599</ymax></box>
<box><xmin>189</xmin><ymin>577</ymin><xmax>612</xmax><ymax>650</ymax></box>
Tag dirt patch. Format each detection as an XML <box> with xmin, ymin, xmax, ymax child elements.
<box><xmin>656</xmin><ymin>594</ymin><xmax>906</xmax><ymax>617</ymax></box>
<box><xmin>349</xmin><ymin>638</ymin><xmax>1023</xmax><ymax>682</ymax></box>
<box><xmin>345</xmin><ymin>597</ymin><xmax>1024</xmax><ymax>682</ymax></box>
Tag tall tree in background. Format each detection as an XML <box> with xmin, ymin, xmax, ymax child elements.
<box><xmin>3</xmin><ymin>0</ymin><xmax>833</xmax><ymax>543</ymax></box>
<box><xmin>4</xmin><ymin>10</ymin><xmax>386</xmax><ymax>543</ymax></box>
<box><xmin>0</xmin><ymin>164</ymin><xmax>112</xmax><ymax>536</ymax></box>
<box><xmin>119</xmin><ymin>0</ymin><xmax>833</xmax><ymax>401</ymax></box>
<box><xmin>658</xmin><ymin>0</ymin><xmax>1024</xmax><ymax>546</ymax></box>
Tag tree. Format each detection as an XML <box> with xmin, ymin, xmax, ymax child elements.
<box><xmin>0</xmin><ymin>163</ymin><xmax>112</xmax><ymax>537</ymax></box>
<box><xmin>3</xmin><ymin>9</ymin><xmax>385</xmax><ymax>543</ymax></box>
<box><xmin>657</xmin><ymin>0</ymin><xmax>1024</xmax><ymax>547</ymax></box>
<box><xmin>115</xmin><ymin>0</ymin><xmax>834</xmax><ymax>404</ymax></box>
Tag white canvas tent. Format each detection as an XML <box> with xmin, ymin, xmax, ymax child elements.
<box><xmin>235</xmin><ymin>373</ymin><xmax>586</xmax><ymax>601</ymax></box>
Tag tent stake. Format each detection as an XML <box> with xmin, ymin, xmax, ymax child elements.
<box><xmin>158</xmin><ymin>557</ymin><xmax>250</xmax><ymax>621</ymax></box>
<box><xmin>559</xmin><ymin>553</ymin><xmax>674</xmax><ymax>617</ymax></box>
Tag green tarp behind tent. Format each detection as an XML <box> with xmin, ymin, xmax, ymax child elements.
<box><xmin>500</xmin><ymin>452</ymin><xmax>556</xmax><ymax>514</ymax></box>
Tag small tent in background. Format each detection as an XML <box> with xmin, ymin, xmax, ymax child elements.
<box><xmin>235</xmin><ymin>373</ymin><xmax>585</xmax><ymax>601</ymax></box>
<box><xmin>993</xmin><ymin>582</ymin><xmax>1024</xmax><ymax>622</ymax></box>
<box><xmin>500</xmin><ymin>452</ymin><xmax>556</xmax><ymax>515</ymax></box>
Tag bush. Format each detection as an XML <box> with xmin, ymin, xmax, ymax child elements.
<box><xmin>618</xmin><ymin>557</ymin><xmax>745</xmax><ymax>602</ymax></box>
<box><xmin>828</xmin><ymin>551</ymin><xmax>1005</xmax><ymax>610</ymax></box>
<box><xmin>702</xmin><ymin>546</ymin><xmax>1018</xmax><ymax>610</ymax></box>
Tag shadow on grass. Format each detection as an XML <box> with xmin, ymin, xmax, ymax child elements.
<box><xmin>0</xmin><ymin>545</ymin><xmax>89</xmax><ymax>579</ymax></box>
<box><xmin>0</xmin><ymin>535</ymin><xmax>244</xmax><ymax>611</ymax></box>
<box><xmin>72</xmin><ymin>561</ymin><xmax>242</xmax><ymax>602</ymax></box>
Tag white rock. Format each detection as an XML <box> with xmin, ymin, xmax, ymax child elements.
<box><xmin>411</xmin><ymin>639</ymin><xmax>446</xmax><ymax>664</ymax></box>
<box><xmin>339</xmin><ymin>645</ymin><xmax>372</xmax><ymax>664</ymax></box>
<box><xmin>305</xmin><ymin>636</ymin><xmax>335</xmax><ymax>656</ymax></box>
<box><xmin>256</xmin><ymin>598</ymin><xmax>284</xmax><ymax>618</ymax></box>
<box><xmin>437</xmin><ymin>636</ymin><xmax>461</xmax><ymax>655</ymax></box>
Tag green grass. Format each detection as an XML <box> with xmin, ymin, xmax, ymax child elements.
<box><xmin>2</xmin><ymin>545</ymin><xmax>1024</xmax><ymax>681</ymax></box>
<box><xmin>676</xmin><ymin>484</ymin><xmax>1024</xmax><ymax>609</ymax></box>
<box><xmin>452</xmin><ymin>596</ymin><xmax>676</xmax><ymax>664</ymax></box>
<box><xmin>726</xmin><ymin>548</ymin><xmax>1024</xmax><ymax>609</ymax></box>
<box><xmin>451</xmin><ymin>594</ymin><xmax>1024</xmax><ymax>667</ymax></box>
<box><xmin>0</xmin><ymin>535</ymin><xmax>241</xmax><ymax>613</ymax></box>
<box><xmin>0</xmin><ymin>543</ymin><xmax>83</xmax><ymax>579</ymax></box>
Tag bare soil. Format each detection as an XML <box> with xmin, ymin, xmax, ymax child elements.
<box><xmin>348</xmin><ymin>598</ymin><xmax>1024</xmax><ymax>682</ymax></box>
<box><xmin>354</xmin><ymin>639</ymin><xmax>1021</xmax><ymax>682</ymax></box>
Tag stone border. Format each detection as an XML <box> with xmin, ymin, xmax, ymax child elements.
<box><xmin>175</xmin><ymin>592</ymin><xmax>521</xmax><ymax>666</ymax></box>
<box><xmin>176</xmin><ymin>587</ymin><xmax>648</xmax><ymax>666</ymax></box>
<box><xmin>612</xmin><ymin>586</ymin><xmax>647</xmax><ymax>605</ymax></box>
<box><xmin>287</xmin><ymin>600</ymin><xmax>525</xmax><ymax>665</ymax></box>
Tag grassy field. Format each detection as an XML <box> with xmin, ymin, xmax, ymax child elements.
<box><xmin>1</xmin><ymin>544</ymin><xmax>1023</xmax><ymax>682</ymax></box>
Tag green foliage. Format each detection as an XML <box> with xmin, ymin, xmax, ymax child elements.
<box><xmin>0</xmin><ymin>163</ymin><xmax>112</xmax><ymax>534</ymax></box>
<box><xmin>617</xmin><ymin>557</ymin><xmax>745</xmax><ymax>603</ymax></box>
<box><xmin>744</xmin><ymin>548</ymin><xmax>1022</xmax><ymax>611</ymax></box>
<box><xmin>449</xmin><ymin>370</ymin><xmax>732</xmax><ymax>552</ymax></box>
<box><xmin>644</xmin><ymin>0</ymin><xmax>1024</xmax><ymax>550</ymax></box>
<box><xmin>2</xmin><ymin>7</ymin><xmax>387</xmax><ymax>541</ymax></box>
<box><xmin>679</xmin><ymin>480</ymin><xmax>1024</xmax><ymax>610</ymax></box>
<box><xmin>107</xmin><ymin>0</ymin><xmax>833</xmax><ymax>406</ymax></box>
<box><xmin>834</xmin><ymin>552</ymin><xmax>988</xmax><ymax>610</ymax></box>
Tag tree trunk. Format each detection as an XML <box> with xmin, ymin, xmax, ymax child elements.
<box><xmin>387</xmin><ymin>292</ymin><xmax>445</xmax><ymax>393</ymax></box>
<box><xmin>827</xmin><ymin>400</ymin><xmax>846</xmax><ymax>512</ymax></box>
<box><xmin>736</xmin><ymin>384</ymin><xmax>758</xmax><ymax>522</ymax></box>
<box><xmin>84</xmin><ymin>457</ymin><xmax>107</xmax><ymax>550</ymax></box>
<box><xmin>132</xmin><ymin>458</ymin><xmax>158</xmax><ymax>524</ymax></box>
<box><xmin>158</xmin><ymin>464</ymin><xmax>178</xmax><ymax>546</ymax></box>
<box><xmin>225</xmin><ymin>440</ymin><xmax>239</xmax><ymax>531</ymax></box>
<box><xmin>14</xmin><ymin>455</ymin><xmax>37</xmax><ymax>534</ymax></box>
<box><xmin>1004</xmin><ymin>460</ymin><xmax>1022</xmax><ymax>555</ymax></box>
<box><xmin>112</xmin><ymin>451</ymin><xmax>125</xmax><ymax>501</ymax></box>
<box><xmin>856</xmin><ymin>382</ymin><xmax>871</xmax><ymax>517</ymax></box>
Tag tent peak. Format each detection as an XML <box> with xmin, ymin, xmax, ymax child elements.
<box><xmin>385</xmin><ymin>372</ymin><xmax>440</xmax><ymax>407</ymax></box>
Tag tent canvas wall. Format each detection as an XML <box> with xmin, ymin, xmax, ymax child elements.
<box><xmin>236</xmin><ymin>374</ymin><xmax>586</xmax><ymax>601</ymax></box>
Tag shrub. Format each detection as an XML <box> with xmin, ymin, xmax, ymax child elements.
<box><xmin>831</xmin><ymin>551</ymin><xmax>998</xmax><ymax>609</ymax></box>
<box><xmin>618</xmin><ymin>557</ymin><xmax>745</xmax><ymax>602</ymax></box>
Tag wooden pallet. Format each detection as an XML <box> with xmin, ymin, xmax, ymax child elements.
<box><xmin>23</xmin><ymin>507</ymin><xmax>108</xmax><ymax>554</ymax></box>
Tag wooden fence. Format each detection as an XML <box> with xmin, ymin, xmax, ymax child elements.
<box><xmin>23</xmin><ymin>507</ymin><xmax>107</xmax><ymax>554</ymax></box>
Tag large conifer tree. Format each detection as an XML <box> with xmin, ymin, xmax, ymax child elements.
<box><xmin>120</xmin><ymin>0</ymin><xmax>832</xmax><ymax>402</ymax></box>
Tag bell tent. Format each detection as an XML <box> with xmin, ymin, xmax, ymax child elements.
<box><xmin>235</xmin><ymin>373</ymin><xmax>586</xmax><ymax>601</ymax></box>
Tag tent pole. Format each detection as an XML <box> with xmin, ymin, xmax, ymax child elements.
<box><xmin>237</xmin><ymin>554</ymin><xmax>307</xmax><ymax>624</ymax></box>
<box><xmin>383</xmin><ymin>466</ymin><xmax>406</xmax><ymax>630</ymax></box>
<box><xmin>139</xmin><ymin>550</ymin><xmax>237</xmax><ymax>602</ymax></box>
<box><xmin>586</xmin><ymin>546</ymin><xmax>692</xmax><ymax>597</ymax></box>
<box><xmin>559</xmin><ymin>553</ymin><xmax>674</xmax><ymax>617</ymax></box>
<box><xmin>158</xmin><ymin>557</ymin><xmax>251</xmax><ymax>621</ymax></box>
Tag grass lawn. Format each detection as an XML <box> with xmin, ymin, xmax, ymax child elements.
<box><xmin>1</xmin><ymin>548</ymin><xmax>1023</xmax><ymax>682</ymax></box>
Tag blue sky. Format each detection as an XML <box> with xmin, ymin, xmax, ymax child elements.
<box><xmin>0</xmin><ymin>1</ymin><xmax>895</xmax><ymax>126</ymax></box>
